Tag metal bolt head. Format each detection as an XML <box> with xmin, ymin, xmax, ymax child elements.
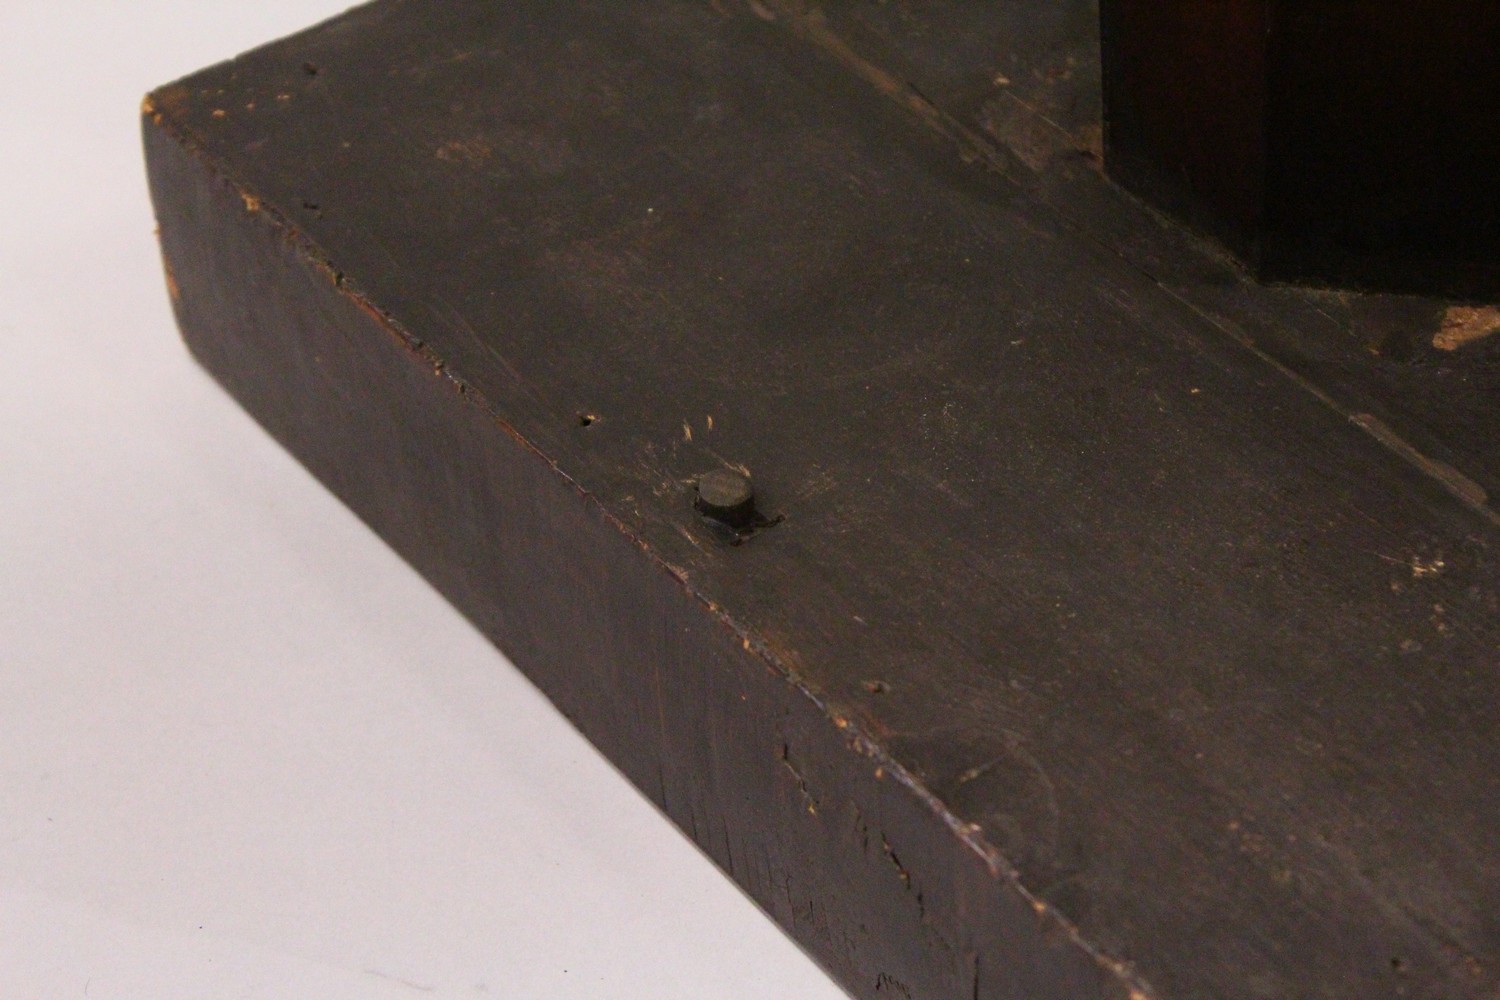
<box><xmin>695</xmin><ymin>469</ymin><xmax>756</xmax><ymax>529</ymax></box>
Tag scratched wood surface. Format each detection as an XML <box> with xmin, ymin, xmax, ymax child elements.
<box><xmin>769</xmin><ymin>0</ymin><xmax>1500</xmax><ymax>515</ymax></box>
<box><xmin>145</xmin><ymin>2</ymin><xmax>1500</xmax><ymax>998</ymax></box>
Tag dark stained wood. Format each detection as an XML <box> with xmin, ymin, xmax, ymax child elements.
<box><xmin>1100</xmin><ymin>0</ymin><xmax>1269</xmax><ymax>262</ymax></box>
<box><xmin>144</xmin><ymin>3</ymin><xmax>1500</xmax><ymax>999</ymax></box>
<box><xmin>1100</xmin><ymin>0</ymin><xmax>1500</xmax><ymax>299</ymax></box>
<box><xmin>754</xmin><ymin>0</ymin><xmax>1500</xmax><ymax>556</ymax></box>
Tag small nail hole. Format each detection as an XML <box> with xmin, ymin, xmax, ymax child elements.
<box><xmin>577</xmin><ymin>413</ymin><xmax>597</xmax><ymax>427</ymax></box>
<box><xmin>863</xmin><ymin>680</ymin><xmax>890</xmax><ymax>695</ymax></box>
<box><xmin>303</xmin><ymin>62</ymin><xmax>320</xmax><ymax>77</ymax></box>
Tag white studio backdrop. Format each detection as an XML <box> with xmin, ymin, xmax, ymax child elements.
<box><xmin>0</xmin><ymin>3</ymin><xmax>846</xmax><ymax>998</ymax></box>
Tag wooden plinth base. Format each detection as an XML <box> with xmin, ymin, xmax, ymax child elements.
<box><xmin>144</xmin><ymin>3</ymin><xmax>1500</xmax><ymax>998</ymax></box>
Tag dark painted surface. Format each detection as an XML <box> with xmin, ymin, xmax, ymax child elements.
<box><xmin>769</xmin><ymin>0</ymin><xmax>1500</xmax><ymax>547</ymax></box>
<box><xmin>146</xmin><ymin>2</ymin><xmax>1500</xmax><ymax>998</ymax></box>
<box><xmin>1100</xmin><ymin>0</ymin><xmax>1268</xmax><ymax>261</ymax></box>
<box><xmin>1264</xmin><ymin>3</ymin><xmax>1500</xmax><ymax>298</ymax></box>
<box><xmin>1101</xmin><ymin>0</ymin><xmax>1500</xmax><ymax>299</ymax></box>
<box><xmin>143</xmin><ymin>118</ymin><xmax>1113</xmax><ymax>1000</ymax></box>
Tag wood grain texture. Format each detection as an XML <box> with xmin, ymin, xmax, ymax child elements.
<box><xmin>144</xmin><ymin>3</ymin><xmax>1500</xmax><ymax>998</ymax></box>
<box><xmin>756</xmin><ymin>0</ymin><xmax>1500</xmax><ymax>548</ymax></box>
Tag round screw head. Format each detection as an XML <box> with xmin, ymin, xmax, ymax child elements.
<box><xmin>695</xmin><ymin>469</ymin><xmax>756</xmax><ymax>529</ymax></box>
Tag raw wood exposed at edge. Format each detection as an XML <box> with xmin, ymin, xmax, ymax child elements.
<box><xmin>141</xmin><ymin>93</ymin><xmax>1157</xmax><ymax>1000</ymax></box>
